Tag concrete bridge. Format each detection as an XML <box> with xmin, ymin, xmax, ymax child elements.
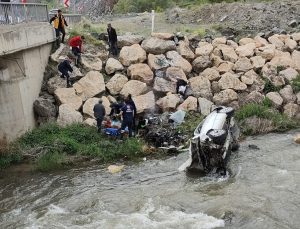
<box><xmin>0</xmin><ymin>22</ymin><xmax>56</xmax><ymax>142</ymax></box>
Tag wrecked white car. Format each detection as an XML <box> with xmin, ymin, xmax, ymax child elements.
<box><xmin>179</xmin><ymin>106</ymin><xmax>240</xmax><ymax>175</ymax></box>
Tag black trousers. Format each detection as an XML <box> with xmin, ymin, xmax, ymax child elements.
<box><xmin>109</xmin><ymin>41</ymin><xmax>118</xmax><ymax>56</ymax></box>
<box><xmin>72</xmin><ymin>47</ymin><xmax>82</xmax><ymax>65</ymax></box>
<box><xmin>55</xmin><ymin>27</ymin><xmax>66</xmax><ymax>44</ymax></box>
<box><xmin>58</xmin><ymin>67</ymin><xmax>70</xmax><ymax>86</ymax></box>
<box><xmin>96</xmin><ymin>118</ymin><xmax>103</xmax><ymax>132</ymax></box>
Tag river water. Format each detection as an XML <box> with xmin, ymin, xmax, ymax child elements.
<box><xmin>0</xmin><ymin>130</ymin><xmax>299</xmax><ymax>229</ymax></box>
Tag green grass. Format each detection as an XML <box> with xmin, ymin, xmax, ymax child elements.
<box><xmin>236</xmin><ymin>99</ymin><xmax>299</xmax><ymax>135</ymax></box>
<box><xmin>177</xmin><ymin>112</ymin><xmax>204</xmax><ymax>137</ymax></box>
<box><xmin>1</xmin><ymin>123</ymin><xmax>145</xmax><ymax>171</ymax></box>
<box><xmin>291</xmin><ymin>74</ymin><xmax>300</xmax><ymax>93</ymax></box>
<box><xmin>68</xmin><ymin>19</ymin><xmax>105</xmax><ymax>46</ymax></box>
<box><xmin>263</xmin><ymin>77</ymin><xmax>282</xmax><ymax>93</ymax></box>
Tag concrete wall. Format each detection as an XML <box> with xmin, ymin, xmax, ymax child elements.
<box><xmin>0</xmin><ymin>23</ymin><xmax>55</xmax><ymax>141</ymax></box>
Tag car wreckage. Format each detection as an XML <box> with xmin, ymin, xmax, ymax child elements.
<box><xmin>179</xmin><ymin>106</ymin><xmax>240</xmax><ymax>174</ymax></box>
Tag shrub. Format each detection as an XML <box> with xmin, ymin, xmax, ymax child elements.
<box><xmin>291</xmin><ymin>74</ymin><xmax>300</xmax><ymax>93</ymax></box>
<box><xmin>36</xmin><ymin>151</ymin><xmax>67</xmax><ymax>172</ymax></box>
<box><xmin>263</xmin><ymin>77</ymin><xmax>282</xmax><ymax>93</ymax></box>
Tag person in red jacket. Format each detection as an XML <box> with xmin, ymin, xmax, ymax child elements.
<box><xmin>69</xmin><ymin>35</ymin><xmax>85</xmax><ymax>67</ymax></box>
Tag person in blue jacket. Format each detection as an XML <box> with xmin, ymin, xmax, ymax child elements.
<box><xmin>120</xmin><ymin>97</ymin><xmax>135</xmax><ymax>137</ymax></box>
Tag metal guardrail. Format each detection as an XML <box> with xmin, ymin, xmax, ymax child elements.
<box><xmin>49</xmin><ymin>13</ymin><xmax>82</xmax><ymax>25</ymax></box>
<box><xmin>0</xmin><ymin>3</ymin><xmax>49</xmax><ymax>25</ymax></box>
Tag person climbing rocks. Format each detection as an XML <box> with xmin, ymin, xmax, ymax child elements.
<box><xmin>107</xmin><ymin>23</ymin><xmax>118</xmax><ymax>56</ymax></box>
<box><xmin>93</xmin><ymin>99</ymin><xmax>106</xmax><ymax>133</ymax></box>
<box><xmin>69</xmin><ymin>35</ymin><xmax>85</xmax><ymax>67</ymax></box>
<box><xmin>120</xmin><ymin>97</ymin><xmax>135</xmax><ymax>137</ymax></box>
<box><xmin>50</xmin><ymin>9</ymin><xmax>68</xmax><ymax>45</ymax></box>
<box><xmin>57</xmin><ymin>54</ymin><xmax>74</xmax><ymax>88</ymax></box>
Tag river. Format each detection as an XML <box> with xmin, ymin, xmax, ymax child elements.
<box><xmin>0</xmin><ymin>130</ymin><xmax>299</xmax><ymax>229</ymax></box>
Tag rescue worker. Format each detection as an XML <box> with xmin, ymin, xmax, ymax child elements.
<box><xmin>58</xmin><ymin>54</ymin><xmax>74</xmax><ymax>88</ymax></box>
<box><xmin>69</xmin><ymin>35</ymin><xmax>85</xmax><ymax>67</ymax></box>
<box><xmin>93</xmin><ymin>99</ymin><xmax>106</xmax><ymax>133</ymax></box>
<box><xmin>120</xmin><ymin>97</ymin><xmax>134</xmax><ymax>137</ymax></box>
<box><xmin>107</xmin><ymin>23</ymin><xmax>118</xmax><ymax>56</ymax></box>
<box><xmin>50</xmin><ymin>9</ymin><xmax>68</xmax><ymax>45</ymax></box>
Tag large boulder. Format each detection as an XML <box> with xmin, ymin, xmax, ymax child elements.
<box><xmin>82</xmin><ymin>97</ymin><xmax>111</xmax><ymax>118</ymax></box>
<box><xmin>192</xmin><ymin>56</ymin><xmax>212</xmax><ymax>73</ymax></box>
<box><xmin>133</xmin><ymin>91</ymin><xmax>156</xmax><ymax>114</ymax></box>
<box><xmin>250</xmin><ymin>56</ymin><xmax>265</xmax><ymax>70</ymax></box>
<box><xmin>127</xmin><ymin>63</ymin><xmax>154</xmax><ymax>85</ymax></box>
<box><xmin>270</xmin><ymin>51</ymin><xmax>293</xmax><ymax>67</ymax></box>
<box><xmin>234</xmin><ymin>57</ymin><xmax>253</xmax><ymax>72</ymax></box>
<box><xmin>279</xmin><ymin>85</ymin><xmax>297</xmax><ymax>104</ymax></box>
<box><xmin>57</xmin><ymin>104</ymin><xmax>83</xmax><ymax>126</ymax></box>
<box><xmin>33</xmin><ymin>97</ymin><xmax>57</xmax><ymax>123</ymax></box>
<box><xmin>120</xmin><ymin>80</ymin><xmax>147</xmax><ymax>97</ymax></box>
<box><xmin>50</xmin><ymin>44</ymin><xmax>65</xmax><ymax>62</ymax></box>
<box><xmin>156</xmin><ymin>93</ymin><xmax>181</xmax><ymax>111</ymax></box>
<box><xmin>235</xmin><ymin>43</ymin><xmax>256</xmax><ymax>57</ymax></box>
<box><xmin>292</xmin><ymin>33</ymin><xmax>300</xmax><ymax>42</ymax></box>
<box><xmin>166</xmin><ymin>51</ymin><xmax>192</xmax><ymax>74</ymax></box>
<box><xmin>217</xmin><ymin>62</ymin><xmax>234</xmax><ymax>74</ymax></box>
<box><xmin>218</xmin><ymin>72</ymin><xmax>247</xmax><ymax>91</ymax></box>
<box><xmin>151</xmin><ymin>32</ymin><xmax>174</xmax><ymax>40</ymax></box>
<box><xmin>117</xmin><ymin>35</ymin><xmax>144</xmax><ymax>48</ymax></box>
<box><xmin>198</xmin><ymin>97</ymin><xmax>213</xmax><ymax>116</ymax></box>
<box><xmin>244</xmin><ymin>91</ymin><xmax>265</xmax><ymax>104</ymax></box>
<box><xmin>283</xmin><ymin>103</ymin><xmax>299</xmax><ymax>118</ymax></box>
<box><xmin>73</xmin><ymin>71</ymin><xmax>105</xmax><ymax>101</ymax></box>
<box><xmin>292</xmin><ymin>50</ymin><xmax>300</xmax><ymax>71</ymax></box>
<box><xmin>47</xmin><ymin>76</ymin><xmax>67</xmax><ymax>94</ymax></box>
<box><xmin>220</xmin><ymin>45</ymin><xmax>238</xmax><ymax>63</ymax></box>
<box><xmin>266</xmin><ymin>92</ymin><xmax>283</xmax><ymax>108</ymax></box>
<box><xmin>200</xmin><ymin>68</ymin><xmax>221</xmax><ymax>81</ymax></box>
<box><xmin>81</xmin><ymin>56</ymin><xmax>102</xmax><ymax>71</ymax></box>
<box><xmin>141</xmin><ymin>37</ymin><xmax>176</xmax><ymax>54</ymax></box>
<box><xmin>254</xmin><ymin>36</ymin><xmax>269</xmax><ymax>47</ymax></box>
<box><xmin>255</xmin><ymin>44</ymin><xmax>276</xmax><ymax>60</ymax></box>
<box><xmin>106</xmin><ymin>73</ymin><xmax>128</xmax><ymax>95</ymax></box>
<box><xmin>279</xmin><ymin>68</ymin><xmax>299</xmax><ymax>82</ymax></box>
<box><xmin>239</xmin><ymin>37</ymin><xmax>255</xmax><ymax>46</ymax></box>
<box><xmin>105</xmin><ymin>58</ymin><xmax>124</xmax><ymax>75</ymax></box>
<box><xmin>245</xmin><ymin>70</ymin><xmax>265</xmax><ymax>92</ymax></box>
<box><xmin>177</xmin><ymin>40</ymin><xmax>195</xmax><ymax>60</ymax></box>
<box><xmin>284</xmin><ymin>38</ymin><xmax>297</xmax><ymax>52</ymax></box>
<box><xmin>189</xmin><ymin>76</ymin><xmax>212</xmax><ymax>99</ymax></box>
<box><xmin>153</xmin><ymin>77</ymin><xmax>176</xmax><ymax>94</ymax></box>
<box><xmin>119</xmin><ymin>44</ymin><xmax>147</xmax><ymax>66</ymax></box>
<box><xmin>262</xmin><ymin>63</ymin><xmax>285</xmax><ymax>87</ymax></box>
<box><xmin>297</xmin><ymin>92</ymin><xmax>300</xmax><ymax>105</ymax></box>
<box><xmin>268</xmin><ymin>35</ymin><xmax>284</xmax><ymax>49</ymax></box>
<box><xmin>177</xmin><ymin>96</ymin><xmax>198</xmax><ymax>111</ymax></box>
<box><xmin>195</xmin><ymin>42</ymin><xmax>214</xmax><ymax>56</ymax></box>
<box><xmin>213</xmin><ymin>89</ymin><xmax>238</xmax><ymax>105</ymax></box>
<box><xmin>83</xmin><ymin>118</ymin><xmax>97</xmax><ymax>127</ymax></box>
<box><xmin>54</xmin><ymin>88</ymin><xmax>82</xmax><ymax>110</ymax></box>
<box><xmin>212</xmin><ymin>37</ymin><xmax>227</xmax><ymax>47</ymax></box>
<box><xmin>166</xmin><ymin>67</ymin><xmax>188</xmax><ymax>82</ymax></box>
<box><xmin>148</xmin><ymin>54</ymin><xmax>169</xmax><ymax>71</ymax></box>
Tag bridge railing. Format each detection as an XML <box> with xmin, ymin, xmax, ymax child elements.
<box><xmin>49</xmin><ymin>13</ymin><xmax>82</xmax><ymax>25</ymax></box>
<box><xmin>0</xmin><ymin>3</ymin><xmax>49</xmax><ymax>25</ymax></box>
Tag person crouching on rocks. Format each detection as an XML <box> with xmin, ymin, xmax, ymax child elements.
<box><xmin>69</xmin><ymin>35</ymin><xmax>85</xmax><ymax>67</ymax></box>
<box><xmin>93</xmin><ymin>99</ymin><xmax>106</xmax><ymax>133</ymax></box>
<box><xmin>58</xmin><ymin>54</ymin><xmax>74</xmax><ymax>88</ymax></box>
<box><xmin>120</xmin><ymin>97</ymin><xmax>135</xmax><ymax>138</ymax></box>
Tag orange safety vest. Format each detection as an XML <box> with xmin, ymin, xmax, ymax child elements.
<box><xmin>53</xmin><ymin>15</ymin><xmax>65</xmax><ymax>29</ymax></box>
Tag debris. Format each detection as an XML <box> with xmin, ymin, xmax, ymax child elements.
<box><xmin>248</xmin><ymin>144</ymin><xmax>260</xmax><ymax>150</ymax></box>
<box><xmin>169</xmin><ymin>110</ymin><xmax>186</xmax><ymax>125</ymax></box>
<box><xmin>108</xmin><ymin>165</ymin><xmax>125</xmax><ymax>174</ymax></box>
<box><xmin>294</xmin><ymin>134</ymin><xmax>300</xmax><ymax>144</ymax></box>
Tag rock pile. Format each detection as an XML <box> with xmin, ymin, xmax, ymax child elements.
<box><xmin>34</xmin><ymin>32</ymin><xmax>300</xmax><ymax>126</ymax></box>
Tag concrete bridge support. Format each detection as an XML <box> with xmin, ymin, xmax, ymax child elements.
<box><xmin>0</xmin><ymin>23</ymin><xmax>55</xmax><ymax>141</ymax></box>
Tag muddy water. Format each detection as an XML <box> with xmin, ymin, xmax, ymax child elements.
<box><xmin>0</xmin><ymin>130</ymin><xmax>299</xmax><ymax>229</ymax></box>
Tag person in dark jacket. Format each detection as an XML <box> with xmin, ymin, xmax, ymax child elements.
<box><xmin>107</xmin><ymin>23</ymin><xmax>118</xmax><ymax>56</ymax></box>
<box><xmin>58</xmin><ymin>55</ymin><xmax>74</xmax><ymax>88</ymax></box>
<box><xmin>93</xmin><ymin>99</ymin><xmax>106</xmax><ymax>133</ymax></box>
<box><xmin>50</xmin><ymin>9</ymin><xmax>68</xmax><ymax>45</ymax></box>
<box><xmin>108</xmin><ymin>96</ymin><xmax>124</xmax><ymax>117</ymax></box>
<box><xmin>127</xmin><ymin>94</ymin><xmax>137</xmax><ymax>135</ymax></box>
<box><xmin>120</xmin><ymin>98</ymin><xmax>134</xmax><ymax>137</ymax></box>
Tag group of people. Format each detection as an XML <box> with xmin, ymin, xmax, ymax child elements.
<box><xmin>93</xmin><ymin>95</ymin><xmax>137</xmax><ymax>137</ymax></box>
<box><xmin>50</xmin><ymin>10</ymin><xmax>118</xmax><ymax>88</ymax></box>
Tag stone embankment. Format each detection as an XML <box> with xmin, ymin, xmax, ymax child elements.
<box><xmin>34</xmin><ymin>32</ymin><xmax>300</xmax><ymax>126</ymax></box>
